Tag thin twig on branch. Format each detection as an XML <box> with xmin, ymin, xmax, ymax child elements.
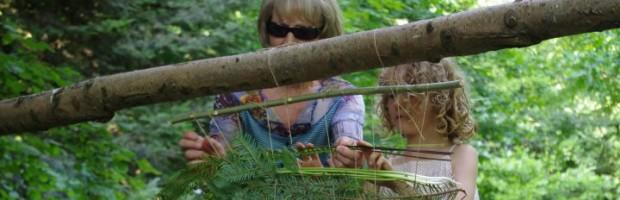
<box><xmin>171</xmin><ymin>81</ymin><xmax>462</xmax><ymax>124</ymax></box>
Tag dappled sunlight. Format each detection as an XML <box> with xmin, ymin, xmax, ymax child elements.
<box><xmin>475</xmin><ymin>0</ymin><xmax>513</xmax><ymax>8</ymax></box>
<box><xmin>592</xmin><ymin>127</ymin><xmax>610</xmax><ymax>139</ymax></box>
<box><xmin>564</xmin><ymin>95</ymin><xmax>603</xmax><ymax>114</ymax></box>
<box><xmin>613</xmin><ymin>104</ymin><xmax>620</xmax><ymax>119</ymax></box>
<box><xmin>200</xmin><ymin>29</ymin><xmax>211</xmax><ymax>37</ymax></box>
<box><xmin>516</xmin><ymin>116</ymin><xmax>543</xmax><ymax>134</ymax></box>
<box><xmin>393</xmin><ymin>18</ymin><xmax>409</xmax><ymax>26</ymax></box>
<box><xmin>551</xmin><ymin>83</ymin><xmax>564</xmax><ymax>93</ymax></box>
<box><xmin>166</xmin><ymin>25</ymin><xmax>182</xmax><ymax>35</ymax></box>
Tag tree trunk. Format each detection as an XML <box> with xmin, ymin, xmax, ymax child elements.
<box><xmin>1</xmin><ymin>0</ymin><xmax>619</xmax><ymax>134</ymax></box>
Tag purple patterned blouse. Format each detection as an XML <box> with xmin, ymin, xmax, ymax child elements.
<box><xmin>208</xmin><ymin>78</ymin><xmax>365</xmax><ymax>145</ymax></box>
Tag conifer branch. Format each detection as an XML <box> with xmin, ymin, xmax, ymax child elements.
<box><xmin>159</xmin><ymin>134</ymin><xmax>463</xmax><ymax>199</ymax></box>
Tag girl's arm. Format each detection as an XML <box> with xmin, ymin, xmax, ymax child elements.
<box><xmin>451</xmin><ymin>144</ymin><xmax>478</xmax><ymax>200</ymax></box>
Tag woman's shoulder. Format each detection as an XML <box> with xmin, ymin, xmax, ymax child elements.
<box><xmin>214</xmin><ymin>91</ymin><xmax>257</xmax><ymax>108</ymax></box>
<box><xmin>320</xmin><ymin>77</ymin><xmax>356</xmax><ymax>91</ymax></box>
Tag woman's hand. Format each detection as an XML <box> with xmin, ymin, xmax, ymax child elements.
<box><xmin>331</xmin><ymin>137</ymin><xmax>366</xmax><ymax>168</ymax></box>
<box><xmin>295</xmin><ymin>142</ymin><xmax>324</xmax><ymax>168</ymax></box>
<box><xmin>179</xmin><ymin>131</ymin><xmax>226</xmax><ymax>164</ymax></box>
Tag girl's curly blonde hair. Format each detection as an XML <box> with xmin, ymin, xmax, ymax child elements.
<box><xmin>378</xmin><ymin>58</ymin><xmax>476</xmax><ymax>142</ymax></box>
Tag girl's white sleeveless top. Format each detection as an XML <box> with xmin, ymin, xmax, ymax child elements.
<box><xmin>380</xmin><ymin>145</ymin><xmax>480</xmax><ymax>200</ymax></box>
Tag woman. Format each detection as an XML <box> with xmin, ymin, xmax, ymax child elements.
<box><xmin>179</xmin><ymin>0</ymin><xmax>366</xmax><ymax>168</ymax></box>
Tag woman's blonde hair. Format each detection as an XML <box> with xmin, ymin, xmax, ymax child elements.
<box><xmin>378</xmin><ymin>58</ymin><xmax>476</xmax><ymax>142</ymax></box>
<box><xmin>257</xmin><ymin>0</ymin><xmax>344</xmax><ymax>47</ymax></box>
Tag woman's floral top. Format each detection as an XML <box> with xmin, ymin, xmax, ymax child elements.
<box><xmin>208</xmin><ymin>78</ymin><xmax>365</xmax><ymax>144</ymax></box>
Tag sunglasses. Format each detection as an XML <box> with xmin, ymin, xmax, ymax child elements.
<box><xmin>266</xmin><ymin>21</ymin><xmax>321</xmax><ymax>41</ymax></box>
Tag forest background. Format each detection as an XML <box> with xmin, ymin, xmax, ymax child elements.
<box><xmin>1</xmin><ymin>0</ymin><xmax>619</xmax><ymax>199</ymax></box>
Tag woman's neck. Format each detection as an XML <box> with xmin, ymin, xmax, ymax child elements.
<box><xmin>267</xmin><ymin>81</ymin><xmax>318</xmax><ymax>97</ymax></box>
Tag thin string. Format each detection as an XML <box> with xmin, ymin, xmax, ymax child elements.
<box><xmin>264</xmin><ymin>107</ymin><xmax>278</xmax><ymax>200</ymax></box>
<box><xmin>194</xmin><ymin>119</ymin><xmax>208</xmax><ymax>137</ymax></box>
<box><xmin>372</xmin><ymin>30</ymin><xmax>384</xmax><ymax>188</ymax></box>
<box><xmin>321</xmin><ymin>99</ymin><xmax>336</xmax><ymax>200</ymax></box>
<box><xmin>264</xmin><ymin>47</ymin><xmax>283</xmax><ymax>157</ymax></box>
<box><xmin>413</xmin><ymin>77</ymin><xmax>432</xmax><ymax>194</ymax></box>
<box><xmin>266</xmin><ymin>44</ymin><xmax>315</xmax><ymax>197</ymax></box>
<box><xmin>285</xmin><ymin>92</ymin><xmax>294</xmax><ymax>147</ymax></box>
<box><xmin>267</xmin><ymin>46</ymin><xmax>295</xmax><ymax>146</ymax></box>
<box><xmin>323</xmin><ymin>98</ymin><xmax>332</xmax><ymax>163</ymax></box>
<box><xmin>265</xmin><ymin>47</ymin><xmax>280</xmax><ymax>199</ymax></box>
<box><xmin>397</xmin><ymin>95</ymin><xmax>424</xmax><ymax>191</ymax></box>
<box><xmin>262</xmin><ymin>103</ymin><xmax>276</xmax><ymax>156</ymax></box>
<box><xmin>266</xmin><ymin>47</ymin><xmax>280</xmax><ymax>87</ymax></box>
<box><xmin>371</xmin><ymin>30</ymin><xmax>380</xmax><ymax>190</ymax></box>
<box><xmin>205</xmin><ymin>114</ymin><xmax>234</xmax><ymax>164</ymax></box>
<box><xmin>373</xmin><ymin>30</ymin><xmax>385</xmax><ymax>70</ymax></box>
<box><xmin>208</xmin><ymin>114</ymin><xmax>233</xmax><ymax>153</ymax></box>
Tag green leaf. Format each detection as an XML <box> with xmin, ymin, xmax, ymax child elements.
<box><xmin>2</xmin><ymin>33</ymin><xmax>15</xmax><ymax>45</ymax></box>
<box><xmin>20</xmin><ymin>39</ymin><xmax>50</xmax><ymax>52</ymax></box>
<box><xmin>137</xmin><ymin>159</ymin><xmax>161</xmax><ymax>175</ymax></box>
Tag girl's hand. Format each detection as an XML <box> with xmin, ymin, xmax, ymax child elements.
<box><xmin>295</xmin><ymin>142</ymin><xmax>324</xmax><ymax>168</ymax></box>
<box><xmin>356</xmin><ymin>140</ymin><xmax>393</xmax><ymax>170</ymax></box>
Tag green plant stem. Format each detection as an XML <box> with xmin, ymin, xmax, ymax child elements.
<box><xmin>171</xmin><ymin>81</ymin><xmax>462</xmax><ymax>124</ymax></box>
<box><xmin>276</xmin><ymin>167</ymin><xmax>457</xmax><ymax>185</ymax></box>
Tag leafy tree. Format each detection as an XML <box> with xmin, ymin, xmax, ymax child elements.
<box><xmin>1</xmin><ymin>0</ymin><xmax>619</xmax><ymax>199</ymax></box>
<box><xmin>462</xmin><ymin>30</ymin><xmax>620</xmax><ymax>199</ymax></box>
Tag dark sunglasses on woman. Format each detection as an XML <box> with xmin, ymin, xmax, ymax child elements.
<box><xmin>266</xmin><ymin>21</ymin><xmax>321</xmax><ymax>41</ymax></box>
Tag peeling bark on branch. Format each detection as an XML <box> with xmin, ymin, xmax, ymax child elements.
<box><xmin>1</xmin><ymin>0</ymin><xmax>619</xmax><ymax>134</ymax></box>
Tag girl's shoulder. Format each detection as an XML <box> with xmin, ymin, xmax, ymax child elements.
<box><xmin>451</xmin><ymin>144</ymin><xmax>478</xmax><ymax>169</ymax></box>
<box><xmin>452</xmin><ymin>144</ymin><xmax>477</xmax><ymax>155</ymax></box>
<box><xmin>452</xmin><ymin>144</ymin><xmax>478</xmax><ymax>160</ymax></box>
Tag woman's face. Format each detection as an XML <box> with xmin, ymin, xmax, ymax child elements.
<box><xmin>386</xmin><ymin>94</ymin><xmax>433</xmax><ymax>137</ymax></box>
<box><xmin>268</xmin><ymin>11</ymin><xmax>320</xmax><ymax>47</ymax></box>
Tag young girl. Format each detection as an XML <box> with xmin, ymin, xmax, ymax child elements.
<box><xmin>361</xmin><ymin>58</ymin><xmax>479</xmax><ymax>200</ymax></box>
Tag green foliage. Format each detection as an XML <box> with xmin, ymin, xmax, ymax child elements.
<box><xmin>6</xmin><ymin>0</ymin><xmax>261</xmax><ymax>75</ymax></box>
<box><xmin>0</xmin><ymin>124</ymin><xmax>159</xmax><ymax>199</ymax></box>
<box><xmin>158</xmin><ymin>134</ymin><xmax>367</xmax><ymax>199</ymax></box>
<box><xmin>462</xmin><ymin>30</ymin><xmax>620</xmax><ymax>199</ymax></box>
<box><xmin>478</xmin><ymin>148</ymin><xmax>619</xmax><ymax>200</ymax></box>
<box><xmin>341</xmin><ymin>0</ymin><xmax>475</xmax><ymax>32</ymax></box>
<box><xmin>109</xmin><ymin>100</ymin><xmax>205</xmax><ymax>178</ymax></box>
<box><xmin>0</xmin><ymin>18</ymin><xmax>80</xmax><ymax>98</ymax></box>
<box><xmin>159</xmin><ymin>135</ymin><xmax>460</xmax><ymax>200</ymax></box>
<box><xmin>2</xmin><ymin>0</ymin><xmax>620</xmax><ymax>199</ymax></box>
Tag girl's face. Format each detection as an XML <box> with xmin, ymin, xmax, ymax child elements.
<box><xmin>268</xmin><ymin>11</ymin><xmax>320</xmax><ymax>47</ymax></box>
<box><xmin>386</xmin><ymin>94</ymin><xmax>434</xmax><ymax>137</ymax></box>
